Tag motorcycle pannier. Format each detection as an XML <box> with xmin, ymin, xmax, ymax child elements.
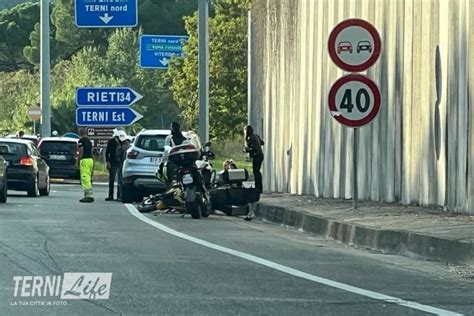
<box><xmin>218</xmin><ymin>169</ymin><xmax>249</xmax><ymax>184</ymax></box>
<box><xmin>168</xmin><ymin>145</ymin><xmax>200</xmax><ymax>166</ymax></box>
<box><xmin>228</xmin><ymin>187</ymin><xmax>260</xmax><ymax>205</ymax></box>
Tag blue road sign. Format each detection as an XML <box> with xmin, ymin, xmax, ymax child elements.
<box><xmin>75</xmin><ymin>0</ymin><xmax>138</xmax><ymax>28</ymax></box>
<box><xmin>76</xmin><ymin>108</ymin><xmax>143</xmax><ymax>126</ymax></box>
<box><xmin>140</xmin><ymin>35</ymin><xmax>189</xmax><ymax>69</ymax></box>
<box><xmin>76</xmin><ymin>87</ymin><xmax>143</xmax><ymax>107</ymax></box>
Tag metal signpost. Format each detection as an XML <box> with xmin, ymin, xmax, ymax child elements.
<box><xmin>75</xmin><ymin>0</ymin><xmax>138</xmax><ymax>28</ymax></box>
<box><xmin>328</xmin><ymin>19</ymin><xmax>382</xmax><ymax>210</ymax></box>
<box><xmin>27</xmin><ymin>106</ymin><xmax>42</xmax><ymax>135</ymax></box>
<box><xmin>198</xmin><ymin>0</ymin><xmax>210</xmax><ymax>144</ymax></box>
<box><xmin>139</xmin><ymin>35</ymin><xmax>189</xmax><ymax>69</ymax></box>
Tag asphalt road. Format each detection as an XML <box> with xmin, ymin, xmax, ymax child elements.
<box><xmin>0</xmin><ymin>184</ymin><xmax>473</xmax><ymax>316</ymax></box>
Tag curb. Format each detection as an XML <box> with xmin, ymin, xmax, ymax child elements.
<box><xmin>255</xmin><ymin>203</ymin><xmax>474</xmax><ymax>264</ymax></box>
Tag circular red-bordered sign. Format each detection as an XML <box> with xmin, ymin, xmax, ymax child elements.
<box><xmin>328</xmin><ymin>19</ymin><xmax>381</xmax><ymax>72</ymax></box>
<box><xmin>328</xmin><ymin>74</ymin><xmax>381</xmax><ymax>128</ymax></box>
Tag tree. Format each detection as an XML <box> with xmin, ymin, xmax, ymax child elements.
<box><xmin>167</xmin><ymin>0</ymin><xmax>250</xmax><ymax>141</ymax></box>
<box><xmin>0</xmin><ymin>2</ymin><xmax>38</xmax><ymax>71</ymax></box>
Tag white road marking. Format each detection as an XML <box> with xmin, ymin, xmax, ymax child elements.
<box><xmin>125</xmin><ymin>204</ymin><xmax>463</xmax><ymax>316</ymax></box>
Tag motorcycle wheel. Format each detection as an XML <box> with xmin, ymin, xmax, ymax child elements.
<box><xmin>188</xmin><ymin>201</ymin><xmax>201</xmax><ymax>219</ymax></box>
<box><xmin>201</xmin><ymin>204</ymin><xmax>210</xmax><ymax>218</ymax></box>
<box><xmin>138</xmin><ymin>198</ymin><xmax>158</xmax><ymax>213</ymax></box>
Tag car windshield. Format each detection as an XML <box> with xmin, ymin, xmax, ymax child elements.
<box><xmin>0</xmin><ymin>142</ymin><xmax>26</xmax><ymax>156</ymax></box>
<box><xmin>135</xmin><ymin>135</ymin><xmax>167</xmax><ymax>152</ymax></box>
<box><xmin>40</xmin><ymin>141</ymin><xmax>77</xmax><ymax>154</ymax></box>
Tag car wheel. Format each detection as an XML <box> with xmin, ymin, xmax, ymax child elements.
<box><xmin>121</xmin><ymin>184</ymin><xmax>137</xmax><ymax>203</ymax></box>
<box><xmin>39</xmin><ymin>176</ymin><xmax>50</xmax><ymax>196</ymax></box>
<box><xmin>27</xmin><ymin>175</ymin><xmax>40</xmax><ymax>197</ymax></box>
<box><xmin>0</xmin><ymin>179</ymin><xmax>6</xmax><ymax>203</ymax></box>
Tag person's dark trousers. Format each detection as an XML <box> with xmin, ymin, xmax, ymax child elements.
<box><xmin>252</xmin><ymin>153</ymin><xmax>264</xmax><ymax>193</ymax></box>
<box><xmin>108</xmin><ymin>163</ymin><xmax>120</xmax><ymax>199</ymax></box>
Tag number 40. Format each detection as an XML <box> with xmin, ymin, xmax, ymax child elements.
<box><xmin>340</xmin><ymin>88</ymin><xmax>370</xmax><ymax>113</ymax></box>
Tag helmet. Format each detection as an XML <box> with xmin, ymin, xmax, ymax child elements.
<box><xmin>115</xmin><ymin>130</ymin><xmax>127</xmax><ymax>141</ymax></box>
<box><xmin>52</xmin><ymin>130</ymin><xmax>58</xmax><ymax>136</ymax></box>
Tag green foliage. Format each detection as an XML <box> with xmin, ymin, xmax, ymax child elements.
<box><xmin>0</xmin><ymin>0</ymin><xmax>33</xmax><ymax>11</ymax></box>
<box><xmin>167</xmin><ymin>0</ymin><xmax>250</xmax><ymax>141</ymax></box>
<box><xmin>0</xmin><ymin>2</ymin><xmax>38</xmax><ymax>71</ymax></box>
<box><xmin>0</xmin><ymin>70</ymin><xmax>39</xmax><ymax>135</ymax></box>
<box><xmin>48</xmin><ymin>28</ymin><xmax>180</xmax><ymax>134</ymax></box>
<box><xmin>0</xmin><ymin>0</ymin><xmax>250</xmax><ymax>142</ymax></box>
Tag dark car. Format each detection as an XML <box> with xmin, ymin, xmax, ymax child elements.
<box><xmin>0</xmin><ymin>147</ymin><xmax>7</xmax><ymax>203</ymax></box>
<box><xmin>357</xmin><ymin>41</ymin><xmax>373</xmax><ymax>53</ymax></box>
<box><xmin>38</xmin><ymin>137</ymin><xmax>80</xmax><ymax>179</ymax></box>
<box><xmin>0</xmin><ymin>139</ymin><xmax>50</xmax><ymax>197</ymax></box>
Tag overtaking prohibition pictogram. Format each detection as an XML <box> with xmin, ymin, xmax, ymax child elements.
<box><xmin>328</xmin><ymin>19</ymin><xmax>382</xmax><ymax>72</ymax></box>
<box><xmin>328</xmin><ymin>74</ymin><xmax>381</xmax><ymax>128</ymax></box>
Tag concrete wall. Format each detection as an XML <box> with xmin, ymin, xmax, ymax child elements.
<box><xmin>250</xmin><ymin>0</ymin><xmax>474</xmax><ymax>213</ymax></box>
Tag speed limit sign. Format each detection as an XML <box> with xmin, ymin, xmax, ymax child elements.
<box><xmin>328</xmin><ymin>74</ymin><xmax>381</xmax><ymax>128</ymax></box>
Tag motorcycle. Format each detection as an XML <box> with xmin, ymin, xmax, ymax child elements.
<box><xmin>171</xmin><ymin>142</ymin><xmax>215</xmax><ymax>219</ymax></box>
<box><xmin>142</xmin><ymin>140</ymin><xmax>216</xmax><ymax>219</ymax></box>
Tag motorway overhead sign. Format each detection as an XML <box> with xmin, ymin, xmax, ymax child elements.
<box><xmin>328</xmin><ymin>74</ymin><xmax>381</xmax><ymax>128</ymax></box>
<box><xmin>140</xmin><ymin>35</ymin><xmax>189</xmax><ymax>69</ymax></box>
<box><xmin>328</xmin><ymin>19</ymin><xmax>381</xmax><ymax>72</ymax></box>
<box><xmin>76</xmin><ymin>87</ymin><xmax>143</xmax><ymax>107</ymax></box>
<box><xmin>76</xmin><ymin>108</ymin><xmax>143</xmax><ymax>127</ymax></box>
<box><xmin>75</xmin><ymin>0</ymin><xmax>138</xmax><ymax>28</ymax></box>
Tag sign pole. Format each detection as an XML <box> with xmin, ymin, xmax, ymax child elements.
<box><xmin>40</xmin><ymin>0</ymin><xmax>51</xmax><ymax>138</ymax></box>
<box><xmin>352</xmin><ymin>128</ymin><xmax>358</xmax><ymax>210</ymax></box>
<box><xmin>198</xmin><ymin>0</ymin><xmax>209</xmax><ymax>143</ymax></box>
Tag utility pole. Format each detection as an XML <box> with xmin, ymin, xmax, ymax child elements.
<box><xmin>40</xmin><ymin>0</ymin><xmax>51</xmax><ymax>137</ymax></box>
<box><xmin>198</xmin><ymin>0</ymin><xmax>209</xmax><ymax>144</ymax></box>
<box><xmin>247</xmin><ymin>10</ymin><xmax>252</xmax><ymax>126</ymax></box>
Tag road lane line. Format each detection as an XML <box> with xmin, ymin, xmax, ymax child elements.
<box><xmin>125</xmin><ymin>204</ymin><xmax>462</xmax><ymax>316</ymax></box>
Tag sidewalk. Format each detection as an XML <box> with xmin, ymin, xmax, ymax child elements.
<box><xmin>255</xmin><ymin>194</ymin><xmax>474</xmax><ymax>264</ymax></box>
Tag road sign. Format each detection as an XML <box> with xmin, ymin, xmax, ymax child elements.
<box><xmin>75</xmin><ymin>0</ymin><xmax>138</xmax><ymax>28</ymax></box>
<box><xmin>86</xmin><ymin>127</ymin><xmax>114</xmax><ymax>149</ymax></box>
<box><xmin>328</xmin><ymin>19</ymin><xmax>381</xmax><ymax>72</ymax></box>
<box><xmin>27</xmin><ymin>106</ymin><xmax>41</xmax><ymax>121</ymax></box>
<box><xmin>328</xmin><ymin>74</ymin><xmax>381</xmax><ymax>128</ymax></box>
<box><xmin>76</xmin><ymin>87</ymin><xmax>143</xmax><ymax>107</ymax></box>
<box><xmin>76</xmin><ymin>108</ymin><xmax>143</xmax><ymax>127</ymax></box>
<box><xmin>140</xmin><ymin>35</ymin><xmax>189</xmax><ymax>69</ymax></box>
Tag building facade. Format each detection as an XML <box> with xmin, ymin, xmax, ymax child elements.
<box><xmin>250</xmin><ymin>0</ymin><xmax>474</xmax><ymax>213</ymax></box>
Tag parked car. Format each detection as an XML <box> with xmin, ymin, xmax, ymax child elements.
<box><xmin>5</xmin><ymin>134</ymin><xmax>40</xmax><ymax>146</ymax></box>
<box><xmin>38</xmin><ymin>137</ymin><xmax>80</xmax><ymax>179</ymax></box>
<box><xmin>0</xmin><ymin>147</ymin><xmax>7</xmax><ymax>203</ymax></box>
<box><xmin>121</xmin><ymin>129</ymin><xmax>170</xmax><ymax>203</ymax></box>
<box><xmin>337</xmin><ymin>41</ymin><xmax>353</xmax><ymax>54</ymax></box>
<box><xmin>0</xmin><ymin>139</ymin><xmax>50</xmax><ymax>197</ymax></box>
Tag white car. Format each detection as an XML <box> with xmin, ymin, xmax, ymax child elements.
<box><xmin>120</xmin><ymin>129</ymin><xmax>170</xmax><ymax>203</ymax></box>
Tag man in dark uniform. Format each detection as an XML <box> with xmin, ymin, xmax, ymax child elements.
<box><xmin>77</xmin><ymin>128</ymin><xmax>94</xmax><ymax>203</ymax></box>
<box><xmin>105</xmin><ymin>130</ymin><xmax>122</xmax><ymax>201</ymax></box>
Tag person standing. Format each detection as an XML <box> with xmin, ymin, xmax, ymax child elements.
<box><xmin>244</xmin><ymin>125</ymin><xmax>264</xmax><ymax>193</ymax></box>
<box><xmin>117</xmin><ymin>133</ymin><xmax>132</xmax><ymax>200</ymax></box>
<box><xmin>77</xmin><ymin>128</ymin><xmax>94</xmax><ymax>203</ymax></box>
<box><xmin>105</xmin><ymin>129</ymin><xmax>122</xmax><ymax>201</ymax></box>
<box><xmin>165</xmin><ymin>122</ymin><xmax>186</xmax><ymax>147</ymax></box>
